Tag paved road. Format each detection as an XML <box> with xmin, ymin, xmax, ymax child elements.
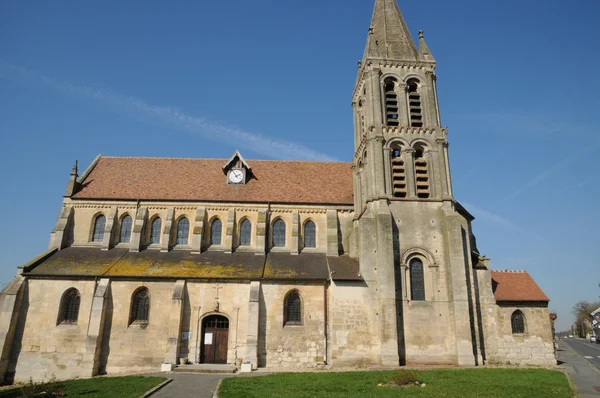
<box><xmin>558</xmin><ymin>339</ymin><xmax>600</xmax><ymax>397</ymax></box>
<box><xmin>563</xmin><ymin>338</ymin><xmax>600</xmax><ymax>370</ymax></box>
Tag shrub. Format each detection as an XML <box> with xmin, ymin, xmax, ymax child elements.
<box><xmin>19</xmin><ymin>375</ymin><xmax>65</xmax><ymax>397</ymax></box>
<box><xmin>388</xmin><ymin>369</ymin><xmax>419</xmax><ymax>386</ymax></box>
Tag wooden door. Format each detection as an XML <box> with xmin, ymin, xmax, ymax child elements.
<box><xmin>201</xmin><ymin>316</ymin><xmax>229</xmax><ymax>364</ymax></box>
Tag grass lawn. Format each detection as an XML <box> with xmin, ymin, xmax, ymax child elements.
<box><xmin>0</xmin><ymin>376</ymin><xmax>166</xmax><ymax>398</ymax></box>
<box><xmin>219</xmin><ymin>368</ymin><xmax>573</xmax><ymax>398</ymax></box>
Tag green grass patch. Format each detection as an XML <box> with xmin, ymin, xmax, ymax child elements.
<box><xmin>219</xmin><ymin>369</ymin><xmax>572</xmax><ymax>398</ymax></box>
<box><xmin>0</xmin><ymin>376</ymin><xmax>166</xmax><ymax>398</ymax></box>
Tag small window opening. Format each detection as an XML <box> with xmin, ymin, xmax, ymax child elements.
<box><xmin>407</xmin><ymin>79</ymin><xmax>423</xmax><ymax>128</ymax></box>
<box><xmin>239</xmin><ymin>219</ymin><xmax>252</xmax><ymax>246</ymax></box>
<box><xmin>410</xmin><ymin>258</ymin><xmax>425</xmax><ymax>301</ymax></box>
<box><xmin>384</xmin><ymin>78</ymin><xmax>399</xmax><ymax>127</ymax></box>
<box><xmin>511</xmin><ymin>310</ymin><xmax>525</xmax><ymax>334</ymax></box>
<box><xmin>391</xmin><ymin>148</ymin><xmax>407</xmax><ymax>198</ymax></box>
<box><xmin>303</xmin><ymin>221</ymin><xmax>316</xmax><ymax>248</ymax></box>
<box><xmin>92</xmin><ymin>215</ymin><xmax>106</xmax><ymax>242</ymax></box>
<box><xmin>150</xmin><ymin>217</ymin><xmax>162</xmax><ymax>245</ymax></box>
<box><xmin>119</xmin><ymin>215</ymin><xmax>133</xmax><ymax>243</ymax></box>
<box><xmin>130</xmin><ymin>288</ymin><xmax>150</xmax><ymax>325</ymax></box>
<box><xmin>176</xmin><ymin>217</ymin><xmax>190</xmax><ymax>245</ymax></box>
<box><xmin>273</xmin><ymin>219</ymin><xmax>286</xmax><ymax>248</ymax></box>
<box><xmin>211</xmin><ymin>219</ymin><xmax>222</xmax><ymax>246</ymax></box>
<box><xmin>58</xmin><ymin>288</ymin><xmax>80</xmax><ymax>325</ymax></box>
<box><xmin>284</xmin><ymin>291</ymin><xmax>302</xmax><ymax>326</ymax></box>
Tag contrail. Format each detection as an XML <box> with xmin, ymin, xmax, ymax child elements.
<box><xmin>0</xmin><ymin>61</ymin><xmax>338</xmax><ymax>162</ymax></box>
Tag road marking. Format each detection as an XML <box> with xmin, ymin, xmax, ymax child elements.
<box><xmin>584</xmin><ymin>356</ymin><xmax>593</xmax><ymax>359</ymax></box>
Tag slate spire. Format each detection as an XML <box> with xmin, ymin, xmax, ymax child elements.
<box><xmin>363</xmin><ymin>0</ymin><xmax>418</xmax><ymax>62</ymax></box>
<box><xmin>63</xmin><ymin>160</ymin><xmax>80</xmax><ymax>197</ymax></box>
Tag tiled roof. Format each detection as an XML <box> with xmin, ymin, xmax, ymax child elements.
<box><xmin>72</xmin><ymin>156</ymin><xmax>354</xmax><ymax>205</ymax></box>
<box><xmin>491</xmin><ymin>270</ymin><xmax>549</xmax><ymax>302</ymax></box>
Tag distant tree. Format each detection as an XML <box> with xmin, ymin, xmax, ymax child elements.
<box><xmin>572</xmin><ymin>300</ymin><xmax>600</xmax><ymax>337</ymax></box>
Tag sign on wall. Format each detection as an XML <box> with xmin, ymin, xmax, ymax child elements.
<box><xmin>205</xmin><ymin>333</ymin><xmax>213</xmax><ymax>345</ymax></box>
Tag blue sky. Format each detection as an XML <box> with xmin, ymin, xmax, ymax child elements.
<box><xmin>1</xmin><ymin>0</ymin><xmax>599</xmax><ymax>331</ymax></box>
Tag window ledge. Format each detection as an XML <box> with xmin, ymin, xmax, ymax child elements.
<box><xmin>128</xmin><ymin>321</ymin><xmax>149</xmax><ymax>330</ymax></box>
<box><xmin>207</xmin><ymin>246</ymin><xmax>225</xmax><ymax>252</ymax></box>
<box><xmin>56</xmin><ymin>322</ymin><xmax>78</xmax><ymax>328</ymax></box>
<box><xmin>270</xmin><ymin>247</ymin><xmax>289</xmax><ymax>253</ymax></box>
<box><xmin>172</xmin><ymin>245</ymin><xmax>191</xmax><ymax>251</ymax></box>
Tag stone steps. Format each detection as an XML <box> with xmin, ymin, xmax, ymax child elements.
<box><xmin>172</xmin><ymin>364</ymin><xmax>238</xmax><ymax>374</ymax></box>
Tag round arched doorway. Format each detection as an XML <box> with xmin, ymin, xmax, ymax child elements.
<box><xmin>200</xmin><ymin>315</ymin><xmax>229</xmax><ymax>364</ymax></box>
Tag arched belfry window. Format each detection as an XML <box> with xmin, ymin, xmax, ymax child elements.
<box><xmin>284</xmin><ymin>290</ymin><xmax>302</xmax><ymax>326</ymax></box>
<box><xmin>211</xmin><ymin>218</ymin><xmax>222</xmax><ymax>246</ymax></box>
<box><xmin>120</xmin><ymin>215</ymin><xmax>133</xmax><ymax>243</ymax></box>
<box><xmin>407</xmin><ymin>78</ymin><xmax>423</xmax><ymax>127</ymax></box>
<box><xmin>303</xmin><ymin>221</ymin><xmax>316</xmax><ymax>248</ymax></box>
<box><xmin>410</xmin><ymin>258</ymin><xmax>425</xmax><ymax>301</ymax></box>
<box><xmin>150</xmin><ymin>217</ymin><xmax>161</xmax><ymax>245</ymax></box>
<box><xmin>384</xmin><ymin>77</ymin><xmax>400</xmax><ymax>127</ymax></box>
<box><xmin>239</xmin><ymin>219</ymin><xmax>251</xmax><ymax>246</ymax></box>
<box><xmin>130</xmin><ymin>288</ymin><xmax>150</xmax><ymax>325</ymax></box>
<box><xmin>511</xmin><ymin>310</ymin><xmax>526</xmax><ymax>334</ymax></box>
<box><xmin>414</xmin><ymin>144</ymin><xmax>430</xmax><ymax>199</ymax></box>
<box><xmin>92</xmin><ymin>215</ymin><xmax>106</xmax><ymax>242</ymax></box>
<box><xmin>57</xmin><ymin>288</ymin><xmax>80</xmax><ymax>325</ymax></box>
<box><xmin>391</xmin><ymin>145</ymin><xmax>407</xmax><ymax>198</ymax></box>
<box><xmin>273</xmin><ymin>219</ymin><xmax>286</xmax><ymax>248</ymax></box>
<box><xmin>176</xmin><ymin>217</ymin><xmax>190</xmax><ymax>245</ymax></box>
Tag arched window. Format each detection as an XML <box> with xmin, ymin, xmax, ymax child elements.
<box><xmin>391</xmin><ymin>144</ymin><xmax>407</xmax><ymax>198</ymax></box>
<box><xmin>272</xmin><ymin>219</ymin><xmax>286</xmax><ymax>248</ymax></box>
<box><xmin>58</xmin><ymin>288</ymin><xmax>80</xmax><ymax>325</ymax></box>
<box><xmin>211</xmin><ymin>219</ymin><xmax>222</xmax><ymax>246</ymax></box>
<box><xmin>284</xmin><ymin>290</ymin><xmax>302</xmax><ymax>326</ymax></box>
<box><xmin>303</xmin><ymin>221</ymin><xmax>316</xmax><ymax>248</ymax></box>
<box><xmin>119</xmin><ymin>215</ymin><xmax>133</xmax><ymax>243</ymax></box>
<box><xmin>130</xmin><ymin>288</ymin><xmax>150</xmax><ymax>325</ymax></box>
<box><xmin>407</xmin><ymin>78</ymin><xmax>423</xmax><ymax>127</ymax></box>
<box><xmin>150</xmin><ymin>217</ymin><xmax>161</xmax><ymax>245</ymax></box>
<box><xmin>410</xmin><ymin>258</ymin><xmax>425</xmax><ymax>301</ymax></box>
<box><xmin>239</xmin><ymin>219</ymin><xmax>251</xmax><ymax>246</ymax></box>
<box><xmin>92</xmin><ymin>215</ymin><xmax>106</xmax><ymax>242</ymax></box>
<box><xmin>176</xmin><ymin>217</ymin><xmax>190</xmax><ymax>245</ymax></box>
<box><xmin>383</xmin><ymin>77</ymin><xmax>399</xmax><ymax>126</ymax></box>
<box><xmin>511</xmin><ymin>310</ymin><xmax>526</xmax><ymax>334</ymax></box>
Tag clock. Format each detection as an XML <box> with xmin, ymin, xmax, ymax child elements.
<box><xmin>227</xmin><ymin>169</ymin><xmax>245</xmax><ymax>184</ymax></box>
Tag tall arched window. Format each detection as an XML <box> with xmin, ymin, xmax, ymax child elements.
<box><xmin>410</xmin><ymin>258</ymin><xmax>425</xmax><ymax>301</ymax></box>
<box><xmin>407</xmin><ymin>78</ymin><xmax>423</xmax><ymax>127</ymax></box>
<box><xmin>284</xmin><ymin>290</ymin><xmax>302</xmax><ymax>326</ymax></box>
<box><xmin>57</xmin><ymin>288</ymin><xmax>80</xmax><ymax>325</ymax></box>
<box><xmin>383</xmin><ymin>77</ymin><xmax>399</xmax><ymax>126</ymax></box>
<box><xmin>119</xmin><ymin>215</ymin><xmax>133</xmax><ymax>243</ymax></box>
<box><xmin>414</xmin><ymin>144</ymin><xmax>430</xmax><ymax>199</ymax></box>
<box><xmin>176</xmin><ymin>217</ymin><xmax>190</xmax><ymax>245</ymax></box>
<box><xmin>130</xmin><ymin>288</ymin><xmax>150</xmax><ymax>325</ymax></box>
<box><xmin>92</xmin><ymin>215</ymin><xmax>106</xmax><ymax>242</ymax></box>
<box><xmin>272</xmin><ymin>219</ymin><xmax>286</xmax><ymax>248</ymax></box>
<box><xmin>211</xmin><ymin>219</ymin><xmax>222</xmax><ymax>246</ymax></box>
<box><xmin>391</xmin><ymin>145</ymin><xmax>407</xmax><ymax>198</ymax></box>
<box><xmin>150</xmin><ymin>217</ymin><xmax>162</xmax><ymax>245</ymax></box>
<box><xmin>303</xmin><ymin>221</ymin><xmax>316</xmax><ymax>248</ymax></box>
<box><xmin>511</xmin><ymin>310</ymin><xmax>526</xmax><ymax>334</ymax></box>
<box><xmin>239</xmin><ymin>219</ymin><xmax>252</xmax><ymax>246</ymax></box>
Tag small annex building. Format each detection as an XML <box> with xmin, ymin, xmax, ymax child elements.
<box><xmin>0</xmin><ymin>0</ymin><xmax>556</xmax><ymax>384</ymax></box>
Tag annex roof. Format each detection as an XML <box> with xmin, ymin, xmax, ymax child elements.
<box><xmin>491</xmin><ymin>270</ymin><xmax>549</xmax><ymax>302</ymax></box>
<box><xmin>72</xmin><ymin>156</ymin><xmax>354</xmax><ymax>205</ymax></box>
<box><xmin>22</xmin><ymin>247</ymin><xmax>362</xmax><ymax>282</ymax></box>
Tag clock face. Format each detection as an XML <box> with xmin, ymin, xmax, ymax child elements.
<box><xmin>228</xmin><ymin>169</ymin><xmax>244</xmax><ymax>184</ymax></box>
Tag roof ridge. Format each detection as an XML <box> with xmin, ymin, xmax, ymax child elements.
<box><xmin>492</xmin><ymin>269</ymin><xmax>527</xmax><ymax>273</ymax></box>
<box><xmin>101</xmin><ymin>156</ymin><xmax>351</xmax><ymax>164</ymax></box>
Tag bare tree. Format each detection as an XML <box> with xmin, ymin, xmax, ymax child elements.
<box><xmin>572</xmin><ymin>300</ymin><xmax>600</xmax><ymax>337</ymax></box>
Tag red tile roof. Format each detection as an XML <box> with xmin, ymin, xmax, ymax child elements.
<box><xmin>72</xmin><ymin>156</ymin><xmax>354</xmax><ymax>205</ymax></box>
<box><xmin>491</xmin><ymin>270</ymin><xmax>549</xmax><ymax>302</ymax></box>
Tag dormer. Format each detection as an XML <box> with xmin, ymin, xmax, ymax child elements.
<box><xmin>223</xmin><ymin>150</ymin><xmax>252</xmax><ymax>185</ymax></box>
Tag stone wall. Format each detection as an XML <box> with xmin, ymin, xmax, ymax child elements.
<box><xmin>258</xmin><ymin>283</ymin><xmax>325</xmax><ymax>369</ymax></box>
<box><xmin>486</xmin><ymin>303</ymin><xmax>556</xmax><ymax>366</ymax></box>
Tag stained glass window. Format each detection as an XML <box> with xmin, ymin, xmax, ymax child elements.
<box><xmin>511</xmin><ymin>311</ymin><xmax>525</xmax><ymax>334</ymax></box>
<box><xmin>130</xmin><ymin>288</ymin><xmax>150</xmax><ymax>324</ymax></box>
<box><xmin>239</xmin><ymin>219</ymin><xmax>251</xmax><ymax>246</ymax></box>
<box><xmin>150</xmin><ymin>217</ymin><xmax>161</xmax><ymax>244</ymax></box>
<box><xmin>284</xmin><ymin>291</ymin><xmax>302</xmax><ymax>325</ymax></box>
<box><xmin>211</xmin><ymin>219</ymin><xmax>222</xmax><ymax>246</ymax></box>
<box><xmin>120</xmin><ymin>215</ymin><xmax>132</xmax><ymax>243</ymax></box>
<box><xmin>273</xmin><ymin>219</ymin><xmax>286</xmax><ymax>248</ymax></box>
<box><xmin>176</xmin><ymin>217</ymin><xmax>190</xmax><ymax>245</ymax></box>
<box><xmin>58</xmin><ymin>288</ymin><xmax>80</xmax><ymax>325</ymax></box>
<box><xmin>92</xmin><ymin>215</ymin><xmax>106</xmax><ymax>242</ymax></box>
<box><xmin>410</xmin><ymin>258</ymin><xmax>425</xmax><ymax>301</ymax></box>
<box><xmin>303</xmin><ymin>221</ymin><xmax>316</xmax><ymax>248</ymax></box>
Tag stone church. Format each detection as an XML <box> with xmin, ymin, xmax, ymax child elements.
<box><xmin>0</xmin><ymin>0</ymin><xmax>556</xmax><ymax>384</ymax></box>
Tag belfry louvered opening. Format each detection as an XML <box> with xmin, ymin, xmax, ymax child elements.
<box><xmin>391</xmin><ymin>147</ymin><xmax>407</xmax><ymax>198</ymax></box>
<box><xmin>384</xmin><ymin>78</ymin><xmax>399</xmax><ymax>126</ymax></box>
<box><xmin>414</xmin><ymin>146</ymin><xmax>430</xmax><ymax>198</ymax></box>
<box><xmin>407</xmin><ymin>78</ymin><xmax>423</xmax><ymax>128</ymax></box>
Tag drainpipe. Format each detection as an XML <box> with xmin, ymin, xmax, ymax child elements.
<box><xmin>323</xmin><ymin>280</ymin><xmax>329</xmax><ymax>365</ymax></box>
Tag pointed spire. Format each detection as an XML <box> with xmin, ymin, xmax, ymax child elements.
<box><xmin>64</xmin><ymin>160</ymin><xmax>80</xmax><ymax>197</ymax></box>
<box><xmin>363</xmin><ymin>0</ymin><xmax>418</xmax><ymax>62</ymax></box>
<box><xmin>418</xmin><ymin>30</ymin><xmax>435</xmax><ymax>63</ymax></box>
